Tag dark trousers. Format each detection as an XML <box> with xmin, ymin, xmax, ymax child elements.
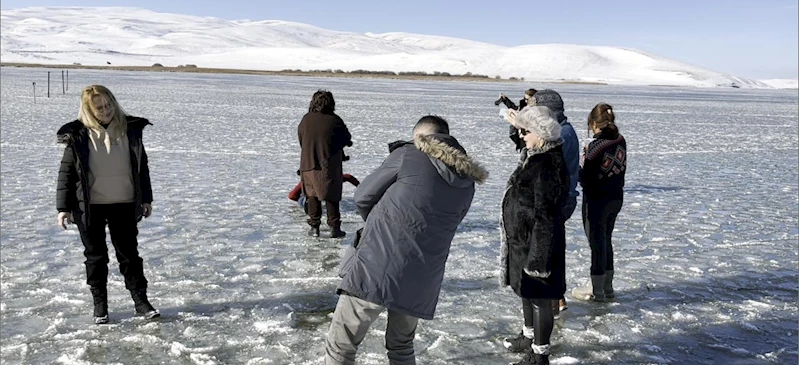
<box><xmin>582</xmin><ymin>195</ymin><xmax>623</xmax><ymax>276</ymax></box>
<box><xmin>522</xmin><ymin>298</ymin><xmax>554</xmax><ymax>345</ymax></box>
<box><xmin>76</xmin><ymin>203</ymin><xmax>148</xmax><ymax>290</ymax></box>
<box><xmin>560</xmin><ymin>197</ymin><xmax>578</xmax><ymax>296</ymax></box>
<box><xmin>307</xmin><ymin>197</ymin><xmax>341</xmax><ymax>229</ymax></box>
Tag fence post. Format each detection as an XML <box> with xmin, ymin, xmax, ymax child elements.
<box><xmin>33</xmin><ymin>82</ymin><xmax>36</xmax><ymax>104</ymax></box>
<box><xmin>47</xmin><ymin>72</ymin><xmax>51</xmax><ymax>98</ymax></box>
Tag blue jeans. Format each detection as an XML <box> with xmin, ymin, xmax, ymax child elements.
<box><xmin>562</xmin><ymin>196</ymin><xmax>577</xmax><ymax>222</ymax></box>
<box><xmin>298</xmin><ymin>195</ymin><xmax>308</xmax><ymax>214</ymax></box>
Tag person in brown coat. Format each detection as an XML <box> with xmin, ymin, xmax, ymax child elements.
<box><xmin>298</xmin><ymin>90</ymin><xmax>352</xmax><ymax>238</ymax></box>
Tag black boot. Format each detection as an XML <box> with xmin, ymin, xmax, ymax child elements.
<box><xmin>513</xmin><ymin>351</ymin><xmax>549</xmax><ymax>365</ymax></box>
<box><xmin>531</xmin><ymin>353</ymin><xmax>549</xmax><ymax>365</ymax></box>
<box><xmin>330</xmin><ymin>227</ymin><xmax>346</xmax><ymax>239</ymax></box>
<box><xmin>130</xmin><ymin>288</ymin><xmax>160</xmax><ymax>319</ymax></box>
<box><xmin>90</xmin><ymin>286</ymin><xmax>109</xmax><ymax>324</ymax></box>
<box><xmin>308</xmin><ymin>226</ymin><xmax>320</xmax><ymax>237</ymax></box>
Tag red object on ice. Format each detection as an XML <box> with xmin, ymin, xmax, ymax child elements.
<box><xmin>288</xmin><ymin>173</ymin><xmax>360</xmax><ymax>201</ymax></box>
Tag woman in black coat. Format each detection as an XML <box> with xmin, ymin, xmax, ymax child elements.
<box><xmin>572</xmin><ymin>103</ymin><xmax>626</xmax><ymax>302</ymax></box>
<box><xmin>499</xmin><ymin>106</ymin><xmax>569</xmax><ymax>365</ymax></box>
<box><xmin>56</xmin><ymin>85</ymin><xmax>159</xmax><ymax>324</ymax></box>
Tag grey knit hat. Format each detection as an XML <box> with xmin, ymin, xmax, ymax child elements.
<box><xmin>513</xmin><ymin>106</ymin><xmax>562</xmax><ymax>142</ymax></box>
<box><xmin>532</xmin><ymin>89</ymin><xmax>566</xmax><ymax>123</ymax></box>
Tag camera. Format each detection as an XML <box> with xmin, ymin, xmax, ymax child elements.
<box><xmin>494</xmin><ymin>95</ymin><xmax>506</xmax><ymax>106</ymax></box>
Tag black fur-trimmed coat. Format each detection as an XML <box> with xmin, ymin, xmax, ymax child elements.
<box><xmin>500</xmin><ymin>145</ymin><xmax>568</xmax><ymax>299</ymax></box>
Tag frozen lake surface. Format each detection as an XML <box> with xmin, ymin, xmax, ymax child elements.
<box><xmin>1</xmin><ymin>67</ymin><xmax>797</xmax><ymax>364</ymax></box>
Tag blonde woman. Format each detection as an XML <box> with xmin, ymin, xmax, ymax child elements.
<box><xmin>56</xmin><ymin>85</ymin><xmax>158</xmax><ymax>324</ymax></box>
<box><xmin>499</xmin><ymin>106</ymin><xmax>569</xmax><ymax>365</ymax></box>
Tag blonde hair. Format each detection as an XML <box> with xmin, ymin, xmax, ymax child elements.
<box><xmin>79</xmin><ymin>85</ymin><xmax>128</xmax><ymax>142</ymax></box>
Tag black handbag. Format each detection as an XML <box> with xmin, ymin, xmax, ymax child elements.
<box><xmin>338</xmin><ymin>227</ymin><xmax>364</xmax><ymax>278</ymax></box>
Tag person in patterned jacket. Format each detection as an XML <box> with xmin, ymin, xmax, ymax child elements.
<box><xmin>572</xmin><ymin>103</ymin><xmax>627</xmax><ymax>302</ymax></box>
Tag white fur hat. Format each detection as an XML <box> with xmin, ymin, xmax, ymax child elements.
<box><xmin>513</xmin><ymin>106</ymin><xmax>562</xmax><ymax>142</ymax></box>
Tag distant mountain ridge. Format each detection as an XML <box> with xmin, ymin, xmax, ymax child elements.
<box><xmin>0</xmin><ymin>7</ymin><xmax>786</xmax><ymax>88</ymax></box>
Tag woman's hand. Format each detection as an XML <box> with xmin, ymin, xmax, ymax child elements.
<box><xmin>504</xmin><ymin>109</ymin><xmax>518</xmax><ymax>126</ymax></box>
<box><xmin>580</xmin><ymin>146</ymin><xmax>587</xmax><ymax>167</ymax></box>
<box><xmin>142</xmin><ymin>203</ymin><xmax>152</xmax><ymax>218</ymax></box>
<box><xmin>57</xmin><ymin>212</ymin><xmax>72</xmax><ymax>229</ymax></box>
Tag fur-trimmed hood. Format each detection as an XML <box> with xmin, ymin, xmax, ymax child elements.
<box><xmin>57</xmin><ymin>116</ymin><xmax>151</xmax><ymax>144</ymax></box>
<box><xmin>414</xmin><ymin>133</ymin><xmax>488</xmax><ymax>186</ymax></box>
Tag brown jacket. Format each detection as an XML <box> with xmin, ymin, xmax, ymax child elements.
<box><xmin>298</xmin><ymin>112</ymin><xmax>352</xmax><ymax>201</ymax></box>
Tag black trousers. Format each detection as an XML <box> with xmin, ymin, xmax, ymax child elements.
<box><xmin>76</xmin><ymin>203</ymin><xmax>148</xmax><ymax>290</ymax></box>
<box><xmin>522</xmin><ymin>298</ymin><xmax>554</xmax><ymax>345</ymax></box>
<box><xmin>582</xmin><ymin>195</ymin><xmax>623</xmax><ymax>276</ymax></box>
<box><xmin>306</xmin><ymin>197</ymin><xmax>341</xmax><ymax>229</ymax></box>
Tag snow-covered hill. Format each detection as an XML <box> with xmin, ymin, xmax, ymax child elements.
<box><xmin>759</xmin><ymin>79</ymin><xmax>799</xmax><ymax>89</ymax></box>
<box><xmin>0</xmin><ymin>7</ymin><xmax>776</xmax><ymax>88</ymax></box>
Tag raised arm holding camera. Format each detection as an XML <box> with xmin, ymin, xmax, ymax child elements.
<box><xmin>496</xmin><ymin>89</ymin><xmax>537</xmax><ymax>151</ymax></box>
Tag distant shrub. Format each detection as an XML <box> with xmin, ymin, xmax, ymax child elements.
<box><xmin>398</xmin><ymin>71</ymin><xmax>430</xmax><ymax>76</ymax></box>
<box><xmin>183</xmin><ymin>64</ymin><xmax>197</xmax><ymax>68</ymax></box>
<box><xmin>509</xmin><ymin>77</ymin><xmax>519</xmax><ymax>81</ymax></box>
<box><xmin>495</xmin><ymin>75</ymin><xmax>502</xmax><ymax>79</ymax></box>
<box><xmin>334</xmin><ymin>69</ymin><xmax>344</xmax><ymax>73</ymax></box>
<box><xmin>72</xmin><ymin>62</ymin><xmax>82</xmax><ymax>66</ymax></box>
<box><xmin>348</xmin><ymin>70</ymin><xmax>397</xmax><ymax>75</ymax></box>
<box><xmin>152</xmin><ymin>63</ymin><xmax>164</xmax><ymax>67</ymax></box>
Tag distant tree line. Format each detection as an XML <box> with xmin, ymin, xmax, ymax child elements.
<box><xmin>142</xmin><ymin>63</ymin><xmax>526</xmax><ymax>80</ymax></box>
<box><xmin>279</xmin><ymin>68</ymin><xmax>524</xmax><ymax>80</ymax></box>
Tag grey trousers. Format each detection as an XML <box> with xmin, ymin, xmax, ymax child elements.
<box><xmin>325</xmin><ymin>294</ymin><xmax>419</xmax><ymax>365</ymax></box>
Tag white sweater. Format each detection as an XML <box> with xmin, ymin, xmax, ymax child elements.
<box><xmin>87</xmin><ymin>128</ymin><xmax>135</xmax><ymax>204</ymax></box>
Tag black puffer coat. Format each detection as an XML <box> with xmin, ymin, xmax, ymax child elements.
<box><xmin>56</xmin><ymin>116</ymin><xmax>153</xmax><ymax>227</ymax></box>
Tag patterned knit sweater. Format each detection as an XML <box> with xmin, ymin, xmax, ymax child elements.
<box><xmin>579</xmin><ymin>129</ymin><xmax>626</xmax><ymax>199</ymax></box>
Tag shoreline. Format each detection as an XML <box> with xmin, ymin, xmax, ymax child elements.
<box><xmin>8</xmin><ymin>62</ymin><xmax>790</xmax><ymax>89</ymax></box>
<box><xmin>0</xmin><ymin>62</ymin><xmax>609</xmax><ymax>85</ymax></box>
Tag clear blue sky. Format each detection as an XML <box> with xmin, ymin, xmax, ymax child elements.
<box><xmin>2</xmin><ymin>0</ymin><xmax>797</xmax><ymax>79</ymax></box>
